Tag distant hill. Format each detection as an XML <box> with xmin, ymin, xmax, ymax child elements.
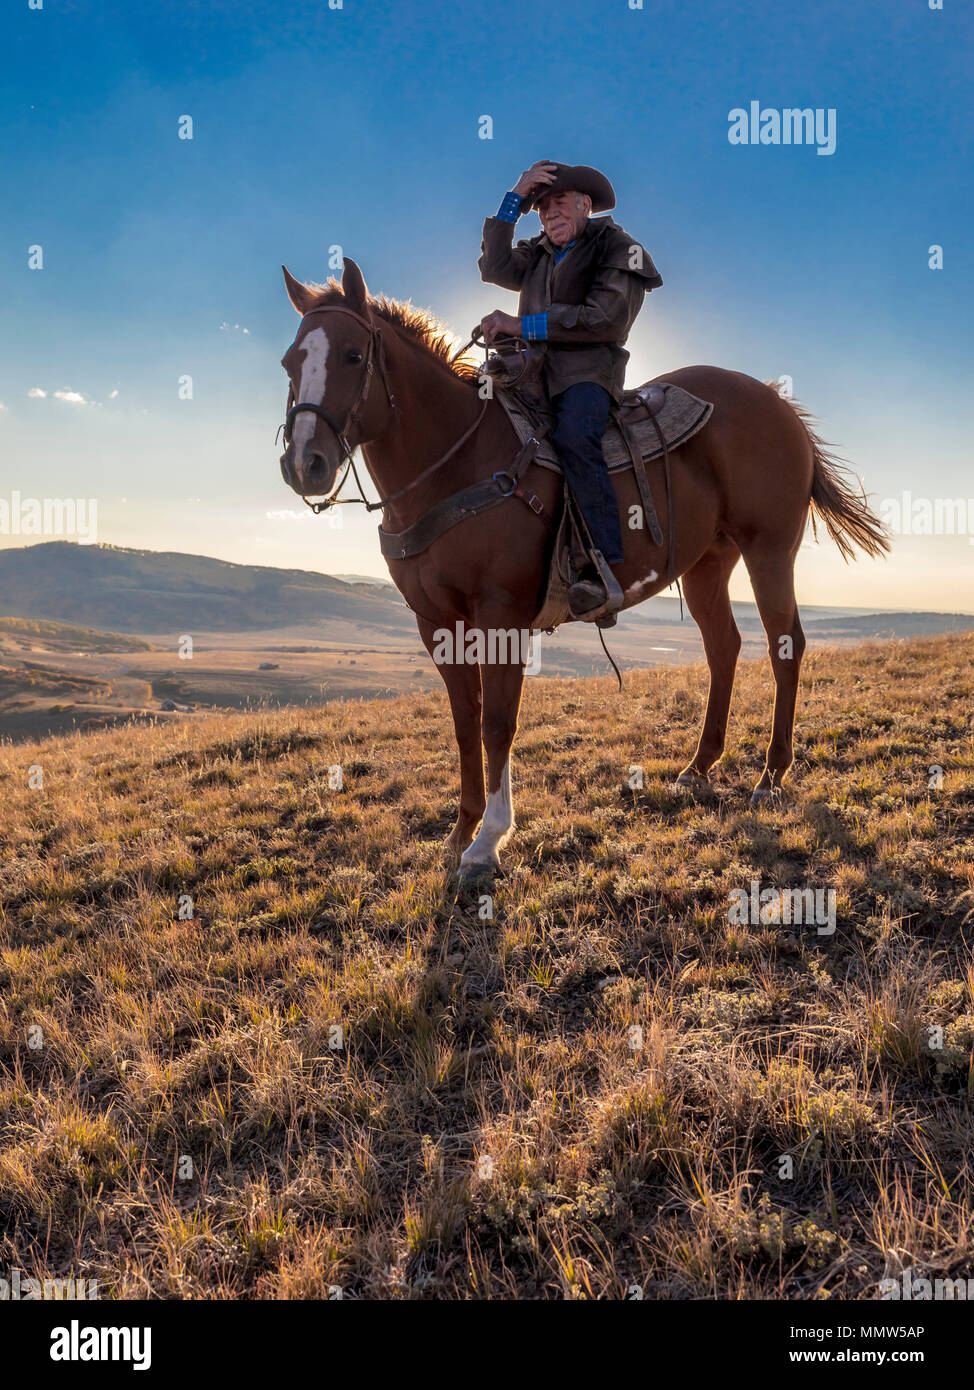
<box><xmin>332</xmin><ymin>573</ymin><xmax>395</xmax><ymax>587</ymax></box>
<box><xmin>0</xmin><ymin>542</ymin><xmax>414</xmax><ymax>636</ymax></box>
<box><xmin>625</xmin><ymin>597</ymin><xmax>974</xmax><ymax>638</ymax></box>
<box><xmin>0</xmin><ymin>615</ymin><xmax>155</xmax><ymax>652</ymax></box>
<box><xmin>1</xmin><ymin>542</ymin><xmax>971</xmax><ymax>649</ymax></box>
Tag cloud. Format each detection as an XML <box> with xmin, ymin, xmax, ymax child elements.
<box><xmin>0</xmin><ymin>402</ymin><xmax>7</xmax><ymax>414</ymax></box>
<box><xmin>109</xmin><ymin>388</ymin><xmax>119</xmax><ymax>399</ymax></box>
<box><xmin>220</xmin><ymin>322</ymin><xmax>250</xmax><ymax>334</ymax></box>
<box><xmin>28</xmin><ymin>386</ymin><xmax>99</xmax><ymax>405</ymax></box>
<box><xmin>266</xmin><ymin>508</ymin><xmax>312</xmax><ymax>522</ymax></box>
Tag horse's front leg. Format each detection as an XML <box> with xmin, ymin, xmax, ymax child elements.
<box><xmin>419</xmin><ymin>619</ymin><xmax>485</xmax><ymax>866</ymax></box>
<box><xmin>458</xmin><ymin>651</ymin><xmax>526</xmax><ymax>880</ymax></box>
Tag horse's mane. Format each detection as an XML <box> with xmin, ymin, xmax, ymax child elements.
<box><xmin>306</xmin><ymin>281</ymin><xmax>479</xmax><ymax>383</ymax></box>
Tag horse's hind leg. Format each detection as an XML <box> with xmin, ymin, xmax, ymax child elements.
<box><xmin>674</xmin><ymin>536</ymin><xmax>742</xmax><ymax>788</ymax></box>
<box><xmin>741</xmin><ymin>549</ymin><xmax>806</xmax><ymax>806</ymax></box>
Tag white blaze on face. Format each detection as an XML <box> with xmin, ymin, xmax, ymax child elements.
<box><xmin>292</xmin><ymin>326</ymin><xmax>330</xmax><ymax>454</ymax></box>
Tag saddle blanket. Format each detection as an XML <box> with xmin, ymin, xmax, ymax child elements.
<box><xmin>498</xmin><ymin>380</ymin><xmax>714</xmax><ymax>474</ymax></box>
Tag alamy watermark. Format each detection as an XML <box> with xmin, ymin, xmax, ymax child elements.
<box><xmin>728</xmin><ymin>102</ymin><xmax>837</xmax><ymax>156</ymax></box>
<box><xmin>1</xmin><ymin>1267</ymin><xmax>98</xmax><ymax>1300</ymax></box>
<box><xmin>728</xmin><ymin>879</ymin><xmax>836</xmax><ymax>934</ymax></box>
<box><xmin>431</xmin><ymin>622</ymin><xmax>540</xmax><ymax>672</ymax></box>
<box><xmin>881</xmin><ymin>1269</ymin><xmax>974</xmax><ymax>1300</ymax></box>
<box><xmin>879</xmin><ymin>491</ymin><xmax>974</xmax><ymax>542</ymax></box>
<box><xmin>50</xmin><ymin>1319</ymin><xmax>150</xmax><ymax>1370</ymax></box>
<box><xmin>0</xmin><ymin>492</ymin><xmax>98</xmax><ymax>543</ymax></box>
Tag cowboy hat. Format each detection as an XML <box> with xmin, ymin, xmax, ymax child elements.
<box><xmin>519</xmin><ymin>162</ymin><xmax>616</xmax><ymax>214</ymax></box>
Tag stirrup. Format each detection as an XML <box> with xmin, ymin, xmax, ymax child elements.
<box><xmin>568</xmin><ymin>549</ymin><xmax>624</xmax><ymax>623</ymax></box>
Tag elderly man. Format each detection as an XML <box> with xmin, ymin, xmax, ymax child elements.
<box><xmin>479</xmin><ymin>159</ymin><xmax>662</xmax><ymax>618</ymax></box>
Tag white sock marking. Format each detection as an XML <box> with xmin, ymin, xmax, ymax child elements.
<box><xmin>461</xmin><ymin>759</ymin><xmax>514</xmax><ymax>867</ymax></box>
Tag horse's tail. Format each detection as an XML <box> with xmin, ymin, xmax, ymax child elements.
<box><xmin>778</xmin><ymin>393</ymin><xmax>891</xmax><ymax>562</ymax></box>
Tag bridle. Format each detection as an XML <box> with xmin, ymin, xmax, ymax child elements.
<box><xmin>278</xmin><ymin>305</ymin><xmax>398</xmax><ymax>514</ymax></box>
<box><xmin>279</xmin><ymin>304</ymin><xmax>493</xmax><ymax>518</ymax></box>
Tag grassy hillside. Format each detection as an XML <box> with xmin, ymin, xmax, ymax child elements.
<box><xmin>0</xmin><ymin>543</ymin><xmax>412</xmax><ymax>635</ymax></box>
<box><xmin>0</xmin><ymin>633</ymin><xmax>971</xmax><ymax>1299</ymax></box>
<box><xmin>0</xmin><ymin>616</ymin><xmax>155</xmax><ymax>653</ymax></box>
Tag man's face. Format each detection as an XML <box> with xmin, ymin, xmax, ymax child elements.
<box><xmin>537</xmin><ymin>190</ymin><xmax>591</xmax><ymax>247</ymax></box>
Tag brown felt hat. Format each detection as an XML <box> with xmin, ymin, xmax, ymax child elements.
<box><xmin>519</xmin><ymin>162</ymin><xmax>616</xmax><ymax>215</ymax></box>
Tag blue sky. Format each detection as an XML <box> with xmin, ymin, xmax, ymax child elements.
<box><xmin>2</xmin><ymin>0</ymin><xmax>971</xmax><ymax>609</ymax></box>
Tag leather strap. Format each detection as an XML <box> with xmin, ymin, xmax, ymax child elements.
<box><xmin>379</xmin><ymin>398</ymin><xmax>488</xmax><ymax>510</ymax></box>
<box><xmin>625</xmin><ymin>390</ymin><xmax>677</xmax><ymax>591</ymax></box>
<box><xmin>645</xmin><ymin>407</ymin><xmax>676</xmax><ymax>586</ymax></box>
<box><xmin>378</xmin><ymin>436</ymin><xmax>547</xmax><ymax>560</ymax></box>
<box><xmin>613</xmin><ymin>407</ymin><xmax>664</xmax><ymax>547</ymax></box>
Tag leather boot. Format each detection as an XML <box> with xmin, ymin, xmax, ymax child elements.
<box><xmin>568</xmin><ymin>578</ymin><xmax>609</xmax><ymax>615</ymax></box>
<box><xmin>568</xmin><ymin>571</ymin><xmax>625</xmax><ymax>622</ymax></box>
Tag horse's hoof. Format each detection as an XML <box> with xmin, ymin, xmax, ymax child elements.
<box><xmin>671</xmin><ymin>772</ymin><xmax>710</xmax><ymax>795</ymax></box>
<box><xmin>749</xmin><ymin>786</ymin><xmax>781</xmax><ymax>809</ymax></box>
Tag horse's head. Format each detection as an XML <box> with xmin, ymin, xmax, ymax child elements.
<box><xmin>278</xmin><ymin>258</ymin><xmax>393</xmax><ymax>499</ymax></box>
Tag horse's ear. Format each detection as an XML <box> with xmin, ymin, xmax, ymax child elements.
<box><xmin>282</xmin><ymin>265</ymin><xmax>316</xmax><ymax>315</ymax></box>
<box><xmin>341</xmin><ymin>258</ymin><xmax>369</xmax><ymax>315</ymax></box>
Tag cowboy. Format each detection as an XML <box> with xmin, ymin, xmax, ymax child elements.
<box><xmin>479</xmin><ymin>160</ymin><xmax>662</xmax><ymax>618</ymax></box>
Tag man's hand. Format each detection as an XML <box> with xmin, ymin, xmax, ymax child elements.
<box><xmin>512</xmin><ymin>160</ymin><xmax>558</xmax><ymax>201</ymax></box>
<box><xmin>480</xmin><ymin>310</ymin><xmax>522</xmax><ymax>344</ymax></box>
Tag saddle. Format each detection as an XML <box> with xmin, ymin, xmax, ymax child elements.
<box><xmin>494</xmin><ymin>381</ymin><xmax>714</xmax><ymax>630</ymax></box>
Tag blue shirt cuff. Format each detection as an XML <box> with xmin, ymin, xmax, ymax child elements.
<box><xmin>495</xmin><ymin>191</ymin><xmax>522</xmax><ymax>223</ymax></box>
<box><xmin>521</xmin><ymin>312</ymin><xmax>547</xmax><ymax>341</ymax></box>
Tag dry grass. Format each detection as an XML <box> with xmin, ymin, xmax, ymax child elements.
<box><xmin>0</xmin><ymin>633</ymin><xmax>972</xmax><ymax>1299</ymax></box>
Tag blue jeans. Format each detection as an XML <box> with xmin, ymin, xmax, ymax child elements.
<box><xmin>550</xmin><ymin>383</ymin><xmax>625</xmax><ymax>566</ymax></box>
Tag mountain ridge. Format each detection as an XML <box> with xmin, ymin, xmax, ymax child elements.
<box><xmin>1</xmin><ymin>540</ymin><xmax>971</xmax><ymax>641</ymax></box>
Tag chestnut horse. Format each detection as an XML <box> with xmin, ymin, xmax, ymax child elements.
<box><xmin>279</xmin><ymin>259</ymin><xmax>888</xmax><ymax>879</ymax></box>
